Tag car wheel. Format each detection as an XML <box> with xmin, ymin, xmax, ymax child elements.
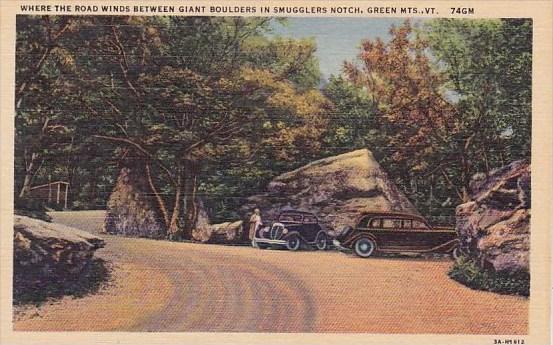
<box><xmin>286</xmin><ymin>235</ymin><xmax>301</xmax><ymax>251</ymax></box>
<box><xmin>452</xmin><ymin>247</ymin><xmax>463</xmax><ymax>260</ymax></box>
<box><xmin>315</xmin><ymin>231</ymin><xmax>328</xmax><ymax>250</ymax></box>
<box><xmin>354</xmin><ymin>238</ymin><xmax>376</xmax><ymax>258</ymax></box>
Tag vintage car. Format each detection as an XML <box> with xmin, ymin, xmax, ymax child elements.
<box><xmin>252</xmin><ymin>210</ymin><xmax>329</xmax><ymax>251</ymax></box>
<box><xmin>333</xmin><ymin>211</ymin><xmax>459</xmax><ymax>258</ymax></box>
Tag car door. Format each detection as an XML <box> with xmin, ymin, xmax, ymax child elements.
<box><xmin>410</xmin><ymin>220</ymin><xmax>456</xmax><ymax>250</ymax></box>
<box><xmin>375</xmin><ymin>218</ymin><xmax>427</xmax><ymax>250</ymax></box>
<box><xmin>302</xmin><ymin>214</ymin><xmax>318</xmax><ymax>241</ymax></box>
<box><xmin>374</xmin><ymin>218</ymin><xmax>403</xmax><ymax>249</ymax></box>
<box><xmin>399</xmin><ymin>219</ymin><xmax>434</xmax><ymax>250</ymax></box>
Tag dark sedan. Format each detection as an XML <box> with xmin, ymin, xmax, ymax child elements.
<box><xmin>333</xmin><ymin>212</ymin><xmax>459</xmax><ymax>258</ymax></box>
<box><xmin>252</xmin><ymin>210</ymin><xmax>329</xmax><ymax>251</ymax></box>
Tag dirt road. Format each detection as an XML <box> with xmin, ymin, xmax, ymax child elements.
<box><xmin>14</xmin><ymin>211</ymin><xmax>528</xmax><ymax>333</ymax></box>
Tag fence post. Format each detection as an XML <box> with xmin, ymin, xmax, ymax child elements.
<box><xmin>64</xmin><ymin>183</ymin><xmax>69</xmax><ymax>209</ymax></box>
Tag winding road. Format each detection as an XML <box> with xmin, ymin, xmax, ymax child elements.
<box><xmin>14</xmin><ymin>211</ymin><xmax>528</xmax><ymax>334</ymax></box>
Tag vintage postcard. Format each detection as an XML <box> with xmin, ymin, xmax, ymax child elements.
<box><xmin>0</xmin><ymin>1</ymin><xmax>551</xmax><ymax>344</ymax></box>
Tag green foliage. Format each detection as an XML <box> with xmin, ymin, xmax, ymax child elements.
<box><xmin>14</xmin><ymin>198</ymin><xmax>52</xmax><ymax>222</ymax></box>
<box><xmin>322</xmin><ymin>76</ymin><xmax>381</xmax><ymax>157</ymax></box>
<box><xmin>14</xmin><ymin>17</ymin><xmax>531</xmax><ymax>230</ymax></box>
<box><xmin>15</xmin><ymin>16</ymin><xmax>330</xmax><ymax>234</ymax></box>
<box><xmin>449</xmin><ymin>256</ymin><xmax>529</xmax><ymax>297</ymax></box>
<box><xmin>325</xmin><ymin>19</ymin><xmax>532</xmax><ymax>224</ymax></box>
<box><xmin>242</xmin><ymin>36</ymin><xmax>321</xmax><ymax>89</ymax></box>
<box><xmin>424</xmin><ymin>18</ymin><xmax>532</xmax><ymax>164</ymax></box>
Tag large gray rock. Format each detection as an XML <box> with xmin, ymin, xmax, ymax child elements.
<box><xmin>242</xmin><ymin>149</ymin><xmax>418</xmax><ymax>232</ymax></box>
<box><xmin>104</xmin><ymin>165</ymin><xmax>166</xmax><ymax>238</ymax></box>
<box><xmin>193</xmin><ymin>220</ymin><xmax>245</xmax><ymax>244</ymax></box>
<box><xmin>456</xmin><ymin>160</ymin><xmax>530</xmax><ymax>273</ymax></box>
<box><xmin>13</xmin><ymin>215</ymin><xmax>105</xmax><ymax>297</ymax></box>
<box><xmin>191</xmin><ymin>198</ymin><xmax>245</xmax><ymax>243</ymax></box>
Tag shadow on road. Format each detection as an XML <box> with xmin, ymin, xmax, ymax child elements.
<box><xmin>13</xmin><ymin>258</ymin><xmax>113</xmax><ymax>306</ymax></box>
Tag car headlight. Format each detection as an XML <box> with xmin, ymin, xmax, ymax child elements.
<box><xmin>261</xmin><ymin>227</ymin><xmax>269</xmax><ymax>232</ymax></box>
<box><xmin>282</xmin><ymin>228</ymin><xmax>288</xmax><ymax>234</ymax></box>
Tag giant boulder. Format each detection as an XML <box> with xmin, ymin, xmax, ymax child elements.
<box><xmin>242</xmin><ymin>149</ymin><xmax>418</xmax><ymax>232</ymax></box>
<box><xmin>13</xmin><ymin>215</ymin><xmax>105</xmax><ymax>300</ymax></box>
<box><xmin>456</xmin><ymin>160</ymin><xmax>530</xmax><ymax>273</ymax></box>
<box><xmin>104</xmin><ymin>164</ymin><xmax>166</xmax><ymax>238</ymax></box>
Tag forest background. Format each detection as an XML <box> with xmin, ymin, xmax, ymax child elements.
<box><xmin>14</xmin><ymin>16</ymin><xmax>531</xmax><ymax>238</ymax></box>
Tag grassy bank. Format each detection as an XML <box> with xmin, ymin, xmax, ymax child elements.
<box><xmin>449</xmin><ymin>256</ymin><xmax>529</xmax><ymax>297</ymax></box>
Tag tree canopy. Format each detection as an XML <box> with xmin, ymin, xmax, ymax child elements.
<box><xmin>15</xmin><ymin>17</ymin><xmax>532</xmax><ymax>230</ymax></box>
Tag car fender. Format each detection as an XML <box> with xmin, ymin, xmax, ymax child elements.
<box><xmin>343</xmin><ymin>232</ymin><xmax>378</xmax><ymax>248</ymax></box>
<box><xmin>283</xmin><ymin>231</ymin><xmax>307</xmax><ymax>243</ymax></box>
<box><xmin>315</xmin><ymin>229</ymin><xmax>328</xmax><ymax>238</ymax></box>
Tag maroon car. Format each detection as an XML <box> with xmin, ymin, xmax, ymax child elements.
<box><xmin>333</xmin><ymin>212</ymin><xmax>459</xmax><ymax>258</ymax></box>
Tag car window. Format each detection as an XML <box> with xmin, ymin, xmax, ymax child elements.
<box><xmin>303</xmin><ymin>215</ymin><xmax>317</xmax><ymax>224</ymax></box>
<box><xmin>382</xmin><ymin>219</ymin><xmax>402</xmax><ymax>228</ymax></box>
<box><xmin>412</xmin><ymin>220</ymin><xmax>429</xmax><ymax>229</ymax></box>
<box><xmin>402</xmin><ymin>219</ymin><xmax>413</xmax><ymax>229</ymax></box>
<box><xmin>368</xmin><ymin>218</ymin><xmax>382</xmax><ymax>228</ymax></box>
<box><xmin>279</xmin><ymin>215</ymin><xmax>293</xmax><ymax>222</ymax></box>
<box><xmin>280</xmin><ymin>214</ymin><xmax>303</xmax><ymax>222</ymax></box>
<box><xmin>358</xmin><ymin>216</ymin><xmax>371</xmax><ymax>228</ymax></box>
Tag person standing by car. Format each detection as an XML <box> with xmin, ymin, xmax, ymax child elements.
<box><xmin>249</xmin><ymin>208</ymin><xmax>262</xmax><ymax>240</ymax></box>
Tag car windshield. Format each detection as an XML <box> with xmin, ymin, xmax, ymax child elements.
<box><xmin>303</xmin><ymin>215</ymin><xmax>317</xmax><ymax>223</ymax></box>
<box><xmin>279</xmin><ymin>214</ymin><xmax>303</xmax><ymax>222</ymax></box>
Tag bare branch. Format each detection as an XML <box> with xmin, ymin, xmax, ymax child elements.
<box><xmin>94</xmin><ymin>134</ymin><xmax>177</xmax><ymax>186</ymax></box>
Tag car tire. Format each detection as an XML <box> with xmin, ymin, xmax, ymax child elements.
<box><xmin>286</xmin><ymin>235</ymin><xmax>301</xmax><ymax>251</ymax></box>
<box><xmin>452</xmin><ymin>247</ymin><xmax>463</xmax><ymax>260</ymax></box>
<box><xmin>315</xmin><ymin>231</ymin><xmax>328</xmax><ymax>250</ymax></box>
<box><xmin>354</xmin><ymin>237</ymin><xmax>376</xmax><ymax>258</ymax></box>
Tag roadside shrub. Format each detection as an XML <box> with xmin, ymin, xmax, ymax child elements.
<box><xmin>449</xmin><ymin>256</ymin><xmax>529</xmax><ymax>297</ymax></box>
<box><xmin>14</xmin><ymin>197</ymin><xmax>51</xmax><ymax>222</ymax></box>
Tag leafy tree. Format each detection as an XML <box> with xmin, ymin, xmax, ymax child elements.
<box><xmin>341</xmin><ymin>19</ymin><xmax>531</xmax><ymax>222</ymax></box>
<box><xmin>71</xmin><ymin>17</ymin><xmax>329</xmax><ymax>238</ymax></box>
<box><xmin>424</xmin><ymin>18</ymin><xmax>532</xmax><ymax>166</ymax></box>
<box><xmin>343</xmin><ymin>21</ymin><xmax>462</xmax><ymax>212</ymax></box>
<box><xmin>15</xmin><ymin>16</ymin><xmax>81</xmax><ymax>199</ymax></box>
<box><xmin>322</xmin><ymin>76</ymin><xmax>380</xmax><ymax>157</ymax></box>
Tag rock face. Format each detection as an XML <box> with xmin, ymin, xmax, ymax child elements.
<box><xmin>13</xmin><ymin>215</ymin><xmax>105</xmax><ymax>298</ymax></box>
<box><xmin>456</xmin><ymin>160</ymin><xmax>530</xmax><ymax>273</ymax></box>
<box><xmin>193</xmin><ymin>220</ymin><xmax>245</xmax><ymax>244</ymax></box>
<box><xmin>104</xmin><ymin>165</ymin><xmax>166</xmax><ymax>238</ymax></box>
<box><xmin>242</xmin><ymin>149</ymin><xmax>418</xmax><ymax>232</ymax></box>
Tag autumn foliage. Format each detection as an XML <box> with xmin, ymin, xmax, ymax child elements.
<box><xmin>15</xmin><ymin>17</ymin><xmax>531</xmax><ymax>231</ymax></box>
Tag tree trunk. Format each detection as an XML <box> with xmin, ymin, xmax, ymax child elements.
<box><xmin>18</xmin><ymin>152</ymin><xmax>42</xmax><ymax>198</ymax></box>
<box><xmin>103</xmin><ymin>158</ymin><xmax>166</xmax><ymax>238</ymax></box>
<box><xmin>146</xmin><ymin>162</ymin><xmax>170</xmax><ymax>228</ymax></box>
<box><xmin>167</xmin><ymin>171</ymin><xmax>183</xmax><ymax>239</ymax></box>
<box><xmin>19</xmin><ymin>173</ymin><xmax>34</xmax><ymax>199</ymax></box>
<box><xmin>182</xmin><ymin>159</ymin><xmax>199</xmax><ymax>240</ymax></box>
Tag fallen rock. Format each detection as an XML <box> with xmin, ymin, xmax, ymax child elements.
<box><xmin>13</xmin><ymin>215</ymin><xmax>105</xmax><ymax>301</ymax></box>
<box><xmin>456</xmin><ymin>160</ymin><xmax>530</xmax><ymax>273</ymax></box>
<box><xmin>193</xmin><ymin>220</ymin><xmax>244</xmax><ymax>244</ymax></box>
<box><xmin>191</xmin><ymin>198</ymin><xmax>244</xmax><ymax>244</ymax></box>
<box><xmin>241</xmin><ymin>149</ymin><xmax>418</xmax><ymax>233</ymax></box>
